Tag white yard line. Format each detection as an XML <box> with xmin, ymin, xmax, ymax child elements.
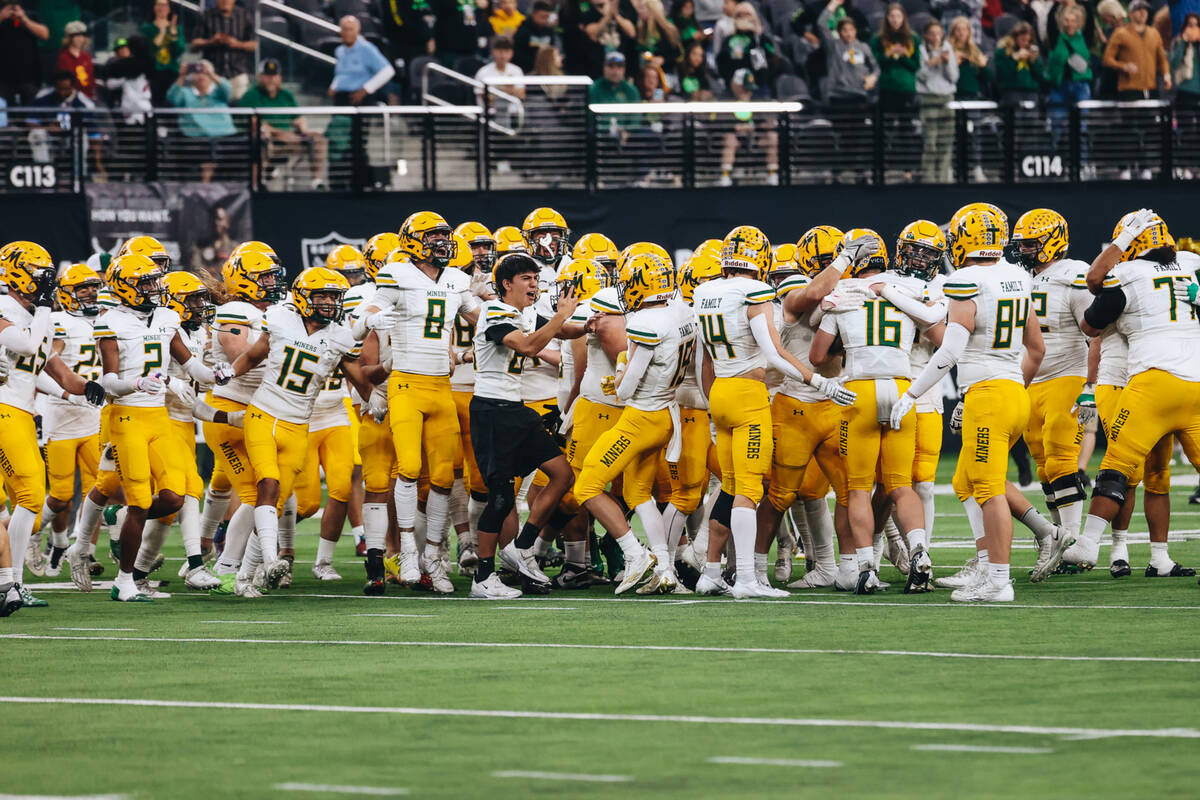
<box><xmin>0</xmin><ymin>795</ymin><xmax>132</xmax><ymax>800</ymax></box>
<box><xmin>492</xmin><ymin>771</ymin><xmax>632</xmax><ymax>783</ymax></box>
<box><xmin>1</xmin><ymin>696</ymin><xmax>1195</xmax><ymax>740</ymax></box>
<box><xmin>3</xmin><ymin>633</ymin><xmax>1198</xmax><ymax>664</ymax></box>
<box><xmin>274</xmin><ymin>783</ymin><xmax>408</xmax><ymax>796</ymax></box>
<box><xmin>708</xmin><ymin>756</ymin><xmax>842</xmax><ymax>768</ymax></box>
<box><xmin>198</xmin><ymin>620</ymin><xmax>289</xmax><ymax>625</ymax></box>
<box><xmin>51</xmin><ymin>628</ymin><xmax>135</xmax><ymax>632</ymax></box>
<box><xmin>493</xmin><ymin>606</ymin><xmax>576</xmax><ymax>611</ymax></box>
<box><xmin>911</xmin><ymin>744</ymin><xmax>1054</xmax><ymax>754</ymax></box>
<box><xmin>350</xmin><ymin>614</ymin><xmax>437</xmax><ymax>619</ymax></box>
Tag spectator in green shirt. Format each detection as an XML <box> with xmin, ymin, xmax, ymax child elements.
<box><xmin>589</xmin><ymin>51</ymin><xmax>642</xmax><ymax>136</ymax></box>
<box><xmin>870</xmin><ymin>3</ymin><xmax>921</xmax><ymax>111</ymax></box>
<box><xmin>948</xmin><ymin>15</ymin><xmax>988</xmax><ymax>99</ymax></box>
<box><xmin>142</xmin><ymin>0</ymin><xmax>185</xmax><ymax>105</ymax></box>
<box><xmin>239</xmin><ymin>58</ymin><xmax>329</xmax><ymax>189</ymax></box>
<box><xmin>994</xmin><ymin>21</ymin><xmax>1045</xmax><ymax>105</ymax></box>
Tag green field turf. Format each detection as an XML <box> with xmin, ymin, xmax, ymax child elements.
<box><xmin>5</xmin><ymin>459</ymin><xmax>1200</xmax><ymax>800</ymax></box>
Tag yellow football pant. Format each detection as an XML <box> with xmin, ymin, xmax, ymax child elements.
<box><xmin>452</xmin><ymin>390</ymin><xmax>485</xmax><ymax>495</ymax></box>
<box><xmin>296</xmin><ymin>424</ymin><xmax>355</xmax><ymax>518</ymax></box>
<box><xmin>667</xmin><ymin>407</ymin><xmax>711</xmax><ymax>514</ymax></box>
<box><xmin>46</xmin><ymin>434</ymin><xmax>99</xmax><ymax>503</ymax></box>
<box><xmin>767</xmin><ymin>394</ymin><xmax>847</xmax><ymax>510</ymax></box>
<box><xmin>953</xmin><ymin>379</ymin><xmax>1031</xmax><ymax>504</ymax></box>
<box><xmin>244</xmin><ymin>405</ymin><xmax>309</xmax><ymax>510</ymax></box>
<box><xmin>574</xmin><ymin>406</ymin><xmax>672</xmax><ymax>508</ymax></box>
<box><xmin>567</xmin><ymin>397</ymin><xmax>621</xmax><ymax>472</ymax></box>
<box><xmin>203</xmin><ymin>393</ymin><xmax>257</xmax><ymax>505</ymax></box>
<box><xmin>92</xmin><ymin>404</ymin><xmax>122</xmax><ymax>498</ymax></box>
<box><xmin>168</xmin><ymin>419</ymin><xmax>203</xmax><ymax>499</ymax></box>
<box><xmin>1025</xmin><ymin>375</ymin><xmax>1086</xmax><ymax>484</ymax></box>
<box><xmin>344</xmin><ymin>396</ymin><xmax>362</xmax><ymax>467</ymax></box>
<box><xmin>359</xmin><ymin>410</ymin><xmax>397</xmax><ymax>494</ymax></box>
<box><xmin>709</xmin><ymin>377</ymin><xmax>773</xmax><ymax>504</ymax></box>
<box><xmin>1096</xmin><ymin>384</ymin><xmax>1171</xmax><ymax>493</ymax></box>
<box><xmin>0</xmin><ymin>404</ymin><xmax>45</xmax><ymax>512</ymax></box>
<box><xmin>1100</xmin><ymin>369</ymin><xmax>1200</xmax><ymax>488</ymax></box>
<box><xmin>110</xmin><ymin>405</ymin><xmax>186</xmax><ymax>509</ymax></box>
<box><xmin>387</xmin><ymin>371</ymin><xmax>459</xmax><ymax>489</ymax></box>
<box><xmin>840</xmin><ymin>378</ymin><xmax>915</xmax><ymax>493</ymax></box>
<box><xmin>913</xmin><ymin>410</ymin><xmax>942</xmax><ymax>485</ymax></box>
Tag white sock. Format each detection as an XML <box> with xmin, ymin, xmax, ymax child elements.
<box><xmin>516</xmin><ymin>470</ymin><xmax>535</xmax><ymax>505</ymax></box>
<box><xmin>989</xmin><ymin>562</ymin><xmax>1010</xmax><ymax>584</ymax></box>
<box><xmin>664</xmin><ymin>504</ymin><xmax>687</xmax><ymax>564</ymax></box>
<box><xmin>114</xmin><ymin>568</ymin><xmax>136</xmax><ymax>593</ymax></box>
<box><xmin>635</xmin><ymin>500</ymin><xmax>669</xmax><ymax>568</ymax></box>
<box><xmin>180</xmin><ymin>495</ymin><xmax>202</xmax><ymax>558</ymax></box>
<box><xmin>754</xmin><ymin>551</ymin><xmax>768</xmax><ymax>578</ymax></box>
<box><xmin>73</xmin><ymin>495</ymin><xmax>104</xmax><ymax>546</ymax></box>
<box><xmin>425</xmin><ymin>491</ymin><xmax>449</xmax><ymax>548</ymax></box>
<box><xmin>109</xmin><ymin>507</ymin><xmax>126</xmax><ymax>543</ymax></box>
<box><xmin>906</xmin><ymin>527</ymin><xmax>927</xmax><ymax>552</ymax></box>
<box><xmin>362</xmin><ymin>502</ymin><xmax>387</xmax><ymax>551</ymax></box>
<box><xmin>253</xmin><ymin>505</ymin><xmax>280</xmax><ymax>565</ymax></box>
<box><xmin>1149</xmin><ymin>541</ymin><xmax>1174</xmax><ymax>572</ymax></box>
<box><xmin>50</xmin><ymin>527</ymin><xmax>69</xmax><ymax>549</ymax></box>
<box><xmin>316</xmin><ymin>536</ymin><xmax>337</xmax><ymax>565</ymax></box>
<box><xmin>1110</xmin><ymin>528</ymin><xmax>1129</xmax><ymax>563</ymax></box>
<box><xmin>134</xmin><ymin>519</ymin><xmax>169</xmax><ymax>573</ymax></box>
<box><xmin>914</xmin><ymin>481</ymin><xmax>936</xmax><ymax>536</ymax></box>
<box><xmin>217</xmin><ymin>504</ymin><xmax>255</xmax><ymax>570</ymax></box>
<box><xmin>1019</xmin><ymin>507</ymin><xmax>1056</xmax><ymax>541</ymax></box>
<box><xmin>238</xmin><ymin>532</ymin><xmax>263</xmax><ymax>581</ymax></box>
<box><xmin>278</xmin><ymin>495</ymin><xmax>297</xmax><ymax>551</ymax></box>
<box><xmin>805</xmin><ymin>499</ymin><xmax>837</xmax><ymax>573</ymax></box>
<box><xmin>788</xmin><ymin>499</ymin><xmax>812</xmax><ymax>560</ymax></box>
<box><xmin>837</xmin><ymin>552</ymin><xmax>857</xmax><ymax>580</ymax></box>
<box><xmin>393</xmin><ymin>479</ymin><xmax>418</xmax><ymax>529</ymax></box>
<box><xmin>468</xmin><ymin>496</ymin><xmax>485</xmax><ymax>541</ymax></box>
<box><xmin>730</xmin><ymin>506</ymin><xmax>756</xmax><ymax>584</ymax></box>
<box><xmin>9</xmin><ymin>506</ymin><xmax>36</xmax><ymax>578</ymax></box>
<box><xmin>1057</xmin><ymin>499</ymin><xmax>1082</xmax><ymax>537</ymax></box>
<box><xmin>448</xmin><ymin>479</ymin><xmax>468</xmax><ymax>528</ymax></box>
<box><xmin>351</xmin><ymin>524</ymin><xmax>365</xmax><ymax>543</ymax></box>
<box><xmin>615</xmin><ymin>528</ymin><xmax>645</xmax><ymax>559</ymax></box>
<box><xmin>38</xmin><ymin>498</ymin><xmax>54</xmax><ymax>532</ymax></box>
<box><xmin>399</xmin><ymin>529</ymin><xmax>418</xmax><ymax>556</ymax></box>
<box><xmin>962</xmin><ymin>497</ymin><xmax>985</xmax><ymax>542</ymax></box>
<box><xmin>0</xmin><ymin>566</ymin><xmax>12</xmax><ymax>585</ymax></box>
<box><xmin>413</xmin><ymin>509</ymin><xmax>427</xmax><ymax>553</ymax></box>
<box><xmin>564</xmin><ymin>539</ymin><xmax>587</xmax><ymax>567</ymax></box>
<box><xmin>199</xmin><ymin>485</ymin><xmax>231</xmax><ymax>541</ymax></box>
<box><xmin>855</xmin><ymin>546</ymin><xmax>874</xmax><ymax>572</ymax></box>
<box><xmin>1081</xmin><ymin>513</ymin><xmax>1107</xmax><ymax>544</ymax></box>
<box><xmin>977</xmin><ymin>550</ymin><xmax>990</xmax><ymax>569</ymax></box>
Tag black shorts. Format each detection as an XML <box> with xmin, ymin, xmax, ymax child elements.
<box><xmin>469</xmin><ymin>395</ymin><xmax>562</xmax><ymax>488</ymax></box>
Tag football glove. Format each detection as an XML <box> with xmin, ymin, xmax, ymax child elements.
<box><xmin>948</xmin><ymin>399</ymin><xmax>964</xmax><ymax>435</ymax></box>
<box><xmin>135</xmin><ymin>374</ymin><xmax>166</xmax><ymax>395</ymax></box>
<box><xmin>888</xmin><ymin>392</ymin><xmax>917</xmax><ymax>430</ymax></box>
<box><xmin>1173</xmin><ymin>280</ymin><xmax>1200</xmax><ymax>308</ymax></box>
<box><xmin>1071</xmin><ymin>384</ymin><xmax>1098</xmax><ymax>427</ymax></box>
<box><xmin>225</xmin><ymin>409</ymin><xmax>246</xmax><ymax>428</ymax></box>
<box><xmin>0</xmin><ymin>357</ymin><xmax>9</xmax><ymax>387</ymax></box>
<box><xmin>369</xmin><ymin>393</ymin><xmax>389</xmax><ymax>423</ymax></box>
<box><xmin>842</xmin><ymin>233</ymin><xmax>881</xmax><ymax>264</ymax></box>
<box><xmin>819</xmin><ymin>285</ymin><xmax>874</xmax><ymax>314</ymax></box>
<box><xmin>600</xmin><ymin>375</ymin><xmax>617</xmax><ymax>396</ymax></box>
<box><xmin>367</xmin><ymin>308</ymin><xmax>401</xmax><ymax>331</ymax></box>
<box><xmin>810</xmin><ymin>373</ymin><xmax>856</xmax><ymax>406</ymax></box>
<box><xmin>211</xmin><ymin>360</ymin><xmax>234</xmax><ymax>385</ymax></box>
<box><xmin>166</xmin><ymin>377</ymin><xmax>196</xmax><ymax>407</ymax></box>
<box><xmin>1112</xmin><ymin>208</ymin><xmax>1156</xmax><ymax>251</ymax></box>
<box><xmin>82</xmin><ymin>380</ymin><xmax>106</xmax><ymax>406</ymax></box>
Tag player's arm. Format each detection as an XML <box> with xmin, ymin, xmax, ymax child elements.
<box><xmin>169</xmin><ymin>330</ymin><xmax>229</xmax><ymax>385</ymax></box>
<box><xmin>594</xmin><ymin>313</ymin><xmax>628</xmax><ymax>362</ymax></box>
<box><xmin>809</xmin><ymin>313</ymin><xmax>838</xmax><ymax>366</ymax></box>
<box><xmin>230</xmin><ymin>332</ymin><xmax>271</xmax><ymax>377</ymax></box>
<box><xmin>535</xmin><ymin>345</ymin><xmax>561</xmax><ymax>367</ymax></box>
<box><xmin>357</xmin><ymin>330</ymin><xmax>389</xmax><ymax>386</ymax></box>
<box><xmin>898</xmin><ymin>298</ymin><xmax>974</xmax><ymax>405</ymax></box>
<box><xmin>349</xmin><ymin>288</ymin><xmax>399</xmax><ymax>340</ymax></box>
<box><xmin>339</xmin><ymin>356</ymin><xmax>376</xmax><ymax>403</ymax></box>
<box><xmin>1086</xmin><ymin>336</ymin><xmax>1100</xmax><ymax>384</ymax></box>
<box><xmin>563</xmin><ymin>336</ymin><xmax>587</xmax><ymax>411</ymax></box>
<box><xmin>1086</xmin><ymin>209</ymin><xmax>1157</xmax><ymax>293</ymax></box>
<box><xmin>749</xmin><ymin>302</ymin><xmax>854</xmax><ymax>403</ymax></box>
<box><xmin>0</xmin><ymin>306</ymin><xmax>52</xmax><ymax>355</ymax></box>
<box><xmin>876</xmin><ymin>283</ymin><xmax>948</xmax><ymax>327</ymax></box>
<box><xmin>98</xmin><ymin>337</ymin><xmax>161</xmax><ymax>397</ymax></box>
<box><xmin>1021</xmin><ymin>309</ymin><xmax>1045</xmax><ymax>386</ymax></box>
<box><xmin>613</xmin><ymin>342</ymin><xmax>652</xmax><ymax>402</ymax></box>
<box><xmin>783</xmin><ymin>234</ymin><xmax>879</xmax><ymax>316</ymax></box>
<box><xmin>1079</xmin><ymin>286</ymin><xmax>1126</xmax><ymax>337</ymax></box>
<box><xmin>40</xmin><ymin>356</ymin><xmax>104</xmax><ymax>404</ymax></box>
<box><xmin>500</xmin><ymin>290</ymin><xmax>580</xmax><ymax>357</ymax></box>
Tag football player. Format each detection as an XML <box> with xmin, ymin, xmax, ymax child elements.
<box><xmin>890</xmin><ymin>204</ymin><xmax>1045</xmax><ymax>602</ymax></box>
<box><xmin>572</xmin><ymin>233</ymin><xmax>620</xmax><ymax>283</ymax></box>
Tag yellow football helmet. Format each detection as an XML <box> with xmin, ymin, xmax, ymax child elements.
<box><xmin>841</xmin><ymin>228</ymin><xmax>888</xmax><ymax>277</ymax></box>
<box><xmin>363</xmin><ymin>232</ymin><xmax>401</xmax><ymax>281</ymax></box>
<box><xmin>768</xmin><ymin>243</ymin><xmax>801</xmax><ymax>287</ymax></box>
<box><xmin>1112</xmin><ymin>211</ymin><xmax>1174</xmax><ymax>260</ymax></box>
<box><xmin>796</xmin><ymin>225</ymin><xmax>845</xmax><ymax>277</ymax></box>
<box><xmin>618</xmin><ymin>242</ymin><xmax>674</xmax><ymax>278</ymax></box>
<box><xmin>494</xmin><ymin>225</ymin><xmax>527</xmax><ymax>254</ymax></box>
<box><xmin>224</xmin><ymin>241</ymin><xmax>282</xmax><ymax>285</ymax></box>
<box><xmin>449</xmin><ymin>232</ymin><xmax>473</xmax><ymax>270</ymax></box>
<box><xmin>455</xmin><ymin>221</ymin><xmax>496</xmax><ymax>273</ymax></box>
<box><xmin>292</xmin><ymin>267</ymin><xmax>351</xmax><ymax>324</ymax></box>
<box><xmin>325</xmin><ymin>244</ymin><xmax>368</xmax><ymax>286</ymax></box>
<box><xmin>556</xmin><ymin>258</ymin><xmax>608</xmax><ymax>308</ymax></box>
<box><xmin>572</xmin><ymin>233</ymin><xmax>619</xmax><ymax>276</ymax></box>
<box><xmin>1008</xmin><ymin>209</ymin><xmax>1068</xmax><ymax>271</ymax></box>
<box><xmin>678</xmin><ymin>251</ymin><xmax>722</xmax><ymax>304</ymax></box>
<box><xmin>521</xmin><ymin>207</ymin><xmax>570</xmax><ymax>264</ymax></box>
<box><xmin>399</xmin><ymin>211</ymin><xmax>455</xmax><ymax>267</ymax></box>
<box><xmin>163</xmin><ymin>271</ymin><xmax>215</xmax><ymax>330</ymax></box>
<box><xmin>721</xmin><ymin>225</ymin><xmax>772</xmax><ymax>280</ymax></box>
<box><xmin>56</xmin><ymin>263</ymin><xmax>103</xmax><ymax>317</ymax></box>
<box><xmin>618</xmin><ymin>252</ymin><xmax>675</xmax><ymax>313</ymax></box>
<box><xmin>693</xmin><ymin>238</ymin><xmax>723</xmax><ymax>261</ymax></box>
<box><xmin>950</xmin><ymin>202</ymin><xmax>1009</xmax><ymax>238</ymax></box>
<box><xmin>224</xmin><ymin>248</ymin><xmax>285</xmax><ymax>303</ymax></box>
<box><xmin>118</xmin><ymin>235</ymin><xmax>170</xmax><ymax>271</ymax></box>
<box><xmin>109</xmin><ymin>253</ymin><xmax>165</xmax><ymax>310</ymax></box>
<box><xmin>948</xmin><ymin>207</ymin><xmax>1008</xmax><ymax>267</ymax></box>
<box><xmin>895</xmin><ymin>220</ymin><xmax>947</xmax><ymax>281</ymax></box>
<box><xmin>0</xmin><ymin>241</ymin><xmax>55</xmax><ymax>302</ymax></box>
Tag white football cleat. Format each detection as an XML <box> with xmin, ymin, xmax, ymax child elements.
<box><xmin>234</xmin><ymin>577</ymin><xmax>264</xmax><ymax>598</ymax></box>
<box><xmin>457</xmin><ymin>544</ymin><xmax>478</xmax><ymax>575</ymax></box>
<box><xmin>427</xmin><ymin>559</ymin><xmax>455</xmax><ymax>594</ymax></box>
<box><xmin>500</xmin><ymin>542</ymin><xmax>551</xmax><ymax>585</ymax></box>
<box><xmin>262</xmin><ymin>558</ymin><xmax>290</xmax><ymax>590</ymax></box>
<box><xmin>25</xmin><ymin>533</ymin><xmax>47</xmax><ymax>577</ymax></box>
<box><xmin>184</xmin><ymin>566</ymin><xmax>223</xmax><ymax>591</ymax></box>
<box><xmin>1032</xmin><ymin>525</ymin><xmax>1082</xmax><ymax>581</ymax></box>
<box><xmin>774</xmin><ymin>543</ymin><xmax>795</xmax><ymax>584</ymax></box>
<box><xmin>934</xmin><ymin>556</ymin><xmax>980</xmax><ymax>589</ymax></box>
<box><xmin>695</xmin><ymin>573</ymin><xmax>732</xmax><ymax>596</ymax></box>
<box><xmin>951</xmin><ymin>578</ymin><xmax>1014</xmax><ymax>602</ymax></box>
<box><xmin>755</xmin><ymin>571</ymin><xmax>790</xmax><ymax>598</ymax></box>
<box><xmin>884</xmin><ymin>536</ymin><xmax>910</xmax><ymax>576</ymax></box>
<box><xmin>832</xmin><ymin>568</ymin><xmax>859</xmax><ymax>592</ymax></box>
<box><xmin>678</xmin><ymin>542</ymin><xmax>705</xmax><ymax>574</ymax></box>
<box><xmin>1061</xmin><ymin>534</ymin><xmax>1098</xmax><ymax>570</ymax></box>
<box><xmin>399</xmin><ymin>548</ymin><xmax>421</xmax><ymax>584</ymax></box>
<box><xmin>615</xmin><ymin>549</ymin><xmax>656</xmax><ymax>595</ymax></box>
<box><xmin>65</xmin><ymin>545</ymin><xmax>92</xmax><ymax>592</ymax></box>
<box><xmin>135</xmin><ymin>579</ymin><xmax>171</xmax><ymax>599</ymax></box>
<box><xmin>469</xmin><ymin>573</ymin><xmax>522</xmax><ymax>599</ymax></box>
<box><xmin>1033</xmin><ymin>534</ymin><xmax>1054</xmax><ymax>577</ymax></box>
<box><xmin>312</xmin><ymin>561</ymin><xmax>342</xmax><ymax>581</ymax></box>
<box><xmin>788</xmin><ymin>567</ymin><xmax>836</xmax><ymax>589</ymax></box>
<box><xmin>730</xmin><ymin>580</ymin><xmax>770</xmax><ymax>599</ymax></box>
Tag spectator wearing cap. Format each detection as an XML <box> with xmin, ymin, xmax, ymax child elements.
<box><xmin>589</xmin><ymin>50</ymin><xmax>641</xmax><ymax>138</ymax></box>
<box><xmin>56</xmin><ymin>20</ymin><xmax>95</xmax><ymax>98</ymax></box>
<box><xmin>167</xmin><ymin>59</ymin><xmax>237</xmax><ymax>182</ymax></box>
<box><xmin>513</xmin><ymin>0</ymin><xmax>562</xmax><ymax>72</ymax></box>
<box><xmin>0</xmin><ymin>1</ymin><xmax>50</xmax><ymax>105</ymax></box>
<box><xmin>329</xmin><ymin>15</ymin><xmax>396</xmax><ymax>105</ymax></box>
<box><xmin>817</xmin><ymin>0</ymin><xmax>879</xmax><ymax>108</ymax></box>
<box><xmin>719</xmin><ymin>68</ymin><xmax>779</xmax><ymax>186</ymax></box>
<box><xmin>241</xmin><ymin>59</ymin><xmax>329</xmax><ymax>189</ymax></box>
<box><xmin>190</xmin><ymin>0</ymin><xmax>254</xmax><ymax>100</ymax></box>
<box><xmin>142</xmin><ymin>0</ymin><xmax>186</xmax><ymax>106</ymax></box>
<box><xmin>99</xmin><ymin>36</ymin><xmax>153</xmax><ymax>122</ymax></box>
<box><xmin>1104</xmin><ymin>0</ymin><xmax>1171</xmax><ymax>98</ymax></box>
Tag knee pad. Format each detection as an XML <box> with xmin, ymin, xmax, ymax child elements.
<box><xmin>1048</xmin><ymin>473</ymin><xmax>1086</xmax><ymax>507</ymax></box>
<box><xmin>1040</xmin><ymin>481</ymin><xmax>1056</xmax><ymax>509</ymax></box>
<box><xmin>469</xmin><ymin>490</ymin><xmax>489</xmax><ymax>503</ymax></box>
<box><xmin>1091</xmin><ymin>469</ymin><xmax>1129</xmax><ymax>505</ymax></box>
<box><xmin>478</xmin><ymin>480</ymin><xmax>515</xmax><ymax>533</ymax></box>
<box><xmin>710</xmin><ymin>491</ymin><xmax>734</xmax><ymax>528</ymax></box>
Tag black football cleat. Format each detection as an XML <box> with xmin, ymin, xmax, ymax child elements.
<box><xmin>903</xmin><ymin>550</ymin><xmax>932</xmax><ymax>593</ymax></box>
<box><xmin>1190</xmin><ymin>484</ymin><xmax>1200</xmax><ymax>505</ymax></box>
<box><xmin>520</xmin><ymin>576</ymin><xmax>552</xmax><ymax>595</ymax></box>
<box><xmin>88</xmin><ymin>556</ymin><xmax>105</xmax><ymax>577</ymax></box>
<box><xmin>363</xmin><ymin>578</ymin><xmax>386</xmax><ymax>596</ymax></box>
<box><xmin>853</xmin><ymin>569</ymin><xmax>882</xmax><ymax>595</ymax></box>
<box><xmin>1110</xmin><ymin>560</ymin><xmax>1132</xmax><ymax>578</ymax></box>
<box><xmin>1145</xmin><ymin>563</ymin><xmax>1196</xmax><ymax>578</ymax></box>
<box><xmin>537</xmin><ymin>547</ymin><xmax>565</xmax><ymax>569</ymax></box>
<box><xmin>410</xmin><ymin>573</ymin><xmax>435</xmax><ymax>592</ymax></box>
<box><xmin>673</xmin><ymin>559</ymin><xmax>701</xmax><ymax>591</ymax></box>
<box><xmin>550</xmin><ymin>564</ymin><xmax>592</xmax><ymax>590</ymax></box>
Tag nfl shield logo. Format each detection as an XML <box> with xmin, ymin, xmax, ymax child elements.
<box><xmin>301</xmin><ymin>231</ymin><xmax>368</xmax><ymax>270</ymax></box>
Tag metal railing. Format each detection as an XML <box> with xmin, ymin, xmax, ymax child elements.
<box><xmin>1</xmin><ymin>99</ymin><xmax>1197</xmax><ymax>194</ymax></box>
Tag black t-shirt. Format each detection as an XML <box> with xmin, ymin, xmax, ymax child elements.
<box><xmin>431</xmin><ymin>0</ymin><xmax>487</xmax><ymax>57</ymax></box>
<box><xmin>0</xmin><ymin>9</ymin><xmax>44</xmax><ymax>86</ymax></box>
<box><xmin>513</xmin><ymin>19</ymin><xmax>561</xmax><ymax>72</ymax></box>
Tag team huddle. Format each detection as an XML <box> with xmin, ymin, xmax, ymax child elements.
<box><xmin>0</xmin><ymin>200</ymin><xmax>1198</xmax><ymax>613</ymax></box>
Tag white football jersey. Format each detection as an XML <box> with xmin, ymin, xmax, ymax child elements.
<box><xmin>373</xmin><ymin>262</ymin><xmax>478</xmax><ymax>377</ymax></box>
<box><xmin>0</xmin><ymin>296</ymin><xmax>52</xmax><ymax>411</ymax></box>
<box><xmin>212</xmin><ymin>300</ymin><xmax>266</xmax><ymax>405</ymax></box>
<box><xmin>819</xmin><ymin>273</ymin><xmax>919</xmax><ymax>381</ymax></box>
<box><xmin>1096</xmin><ymin>327</ymin><xmax>1128</xmax><ymax>388</ymax></box>
<box><xmin>624</xmin><ymin>299</ymin><xmax>698</xmax><ymax>412</ymax></box>
<box><xmin>249</xmin><ymin>306</ymin><xmax>358</xmax><ymax>424</ymax></box>
<box><xmin>692</xmin><ymin>276</ymin><xmax>775</xmax><ymax>379</ymax></box>
<box><xmin>579</xmin><ymin>287</ymin><xmax>623</xmax><ymax>408</ymax></box>
<box><xmin>1110</xmin><ymin>257</ymin><xmax>1200</xmax><ymax>382</ymax></box>
<box><xmin>309</xmin><ymin>368</ymin><xmax>351</xmax><ymax>432</ymax></box>
<box><xmin>44</xmin><ymin>311</ymin><xmax>102</xmax><ymax>440</ymax></box>
<box><xmin>519</xmin><ymin>306</ymin><xmax>560</xmax><ymax>402</ymax></box>
<box><xmin>94</xmin><ymin>305</ymin><xmax>181</xmax><ymax>408</ymax></box>
<box><xmin>450</xmin><ymin>315</ymin><xmax>476</xmax><ymax>391</ymax></box>
<box><xmin>165</xmin><ymin>323</ymin><xmax>206</xmax><ymax>423</ymax></box>
<box><xmin>556</xmin><ymin>307</ymin><xmax>590</xmax><ymax>409</ymax></box>
<box><xmin>345</xmin><ymin>281</ymin><xmax>385</xmax><ymax>408</ymax></box>
<box><xmin>473</xmin><ymin>299</ymin><xmax>530</xmax><ymax>401</ymax></box>
<box><xmin>910</xmin><ymin>274</ymin><xmax>947</xmax><ymax>412</ymax></box>
<box><xmin>943</xmin><ymin>260</ymin><xmax>1032</xmax><ymax>390</ymax></box>
<box><xmin>1030</xmin><ymin>259</ymin><xmax>1092</xmax><ymax>382</ymax></box>
<box><xmin>774</xmin><ymin>277</ymin><xmax>824</xmax><ymax>403</ymax></box>
<box><xmin>342</xmin><ymin>281</ymin><xmax>375</xmax><ymax>319</ymax></box>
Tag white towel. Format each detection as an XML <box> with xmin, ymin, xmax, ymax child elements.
<box><xmin>875</xmin><ymin>378</ymin><xmax>899</xmax><ymax>425</ymax></box>
<box><xmin>666</xmin><ymin>402</ymin><xmax>684</xmax><ymax>464</ymax></box>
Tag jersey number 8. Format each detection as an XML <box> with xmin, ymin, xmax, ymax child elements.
<box><xmin>992</xmin><ymin>298</ymin><xmax>1029</xmax><ymax>349</ymax></box>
